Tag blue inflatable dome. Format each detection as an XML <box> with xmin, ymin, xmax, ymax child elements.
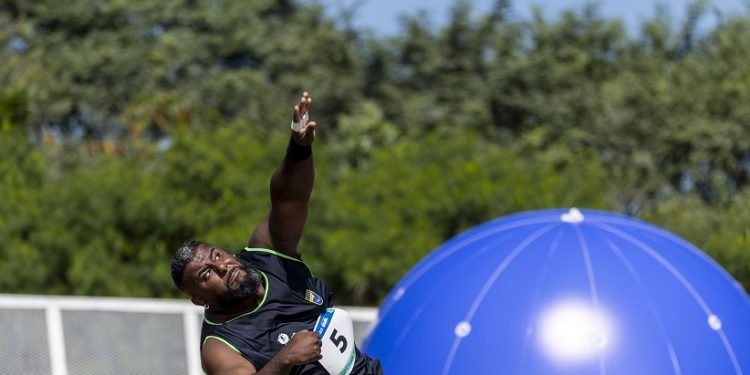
<box><xmin>364</xmin><ymin>209</ymin><xmax>750</xmax><ymax>374</ymax></box>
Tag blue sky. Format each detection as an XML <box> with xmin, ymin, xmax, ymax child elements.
<box><xmin>316</xmin><ymin>0</ymin><xmax>749</xmax><ymax>36</ymax></box>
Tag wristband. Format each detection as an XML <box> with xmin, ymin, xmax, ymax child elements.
<box><xmin>291</xmin><ymin>111</ymin><xmax>308</xmax><ymax>133</ymax></box>
<box><xmin>287</xmin><ymin>137</ymin><xmax>312</xmax><ymax>161</ymax></box>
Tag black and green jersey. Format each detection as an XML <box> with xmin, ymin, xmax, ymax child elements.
<box><xmin>200</xmin><ymin>248</ymin><xmax>382</xmax><ymax>375</ymax></box>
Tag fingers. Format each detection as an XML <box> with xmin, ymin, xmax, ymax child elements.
<box><xmin>300</xmin><ymin>91</ymin><xmax>311</xmax><ymax>114</ymax></box>
<box><xmin>299</xmin><ymin>120</ymin><xmax>316</xmax><ymax>136</ymax></box>
<box><xmin>295</xmin><ymin>330</ymin><xmax>322</xmax><ymax>363</ymax></box>
<box><xmin>313</xmin><ymin>333</ymin><xmax>322</xmax><ymax>361</ymax></box>
<box><xmin>291</xmin><ymin>91</ymin><xmax>316</xmax><ymax>139</ymax></box>
<box><xmin>294</xmin><ymin>91</ymin><xmax>312</xmax><ymax>122</ymax></box>
<box><xmin>292</xmin><ymin>120</ymin><xmax>317</xmax><ymax>146</ymax></box>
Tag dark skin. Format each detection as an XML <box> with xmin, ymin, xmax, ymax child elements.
<box><xmin>182</xmin><ymin>92</ymin><xmax>321</xmax><ymax>375</ymax></box>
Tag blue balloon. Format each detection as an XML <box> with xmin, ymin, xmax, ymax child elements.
<box><xmin>364</xmin><ymin>209</ymin><xmax>750</xmax><ymax>374</ymax></box>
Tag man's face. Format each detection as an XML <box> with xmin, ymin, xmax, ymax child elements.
<box><xmin>182</xmin><ymin>243</ymin><xmax>262</xmax><ymax>309</ymax></box>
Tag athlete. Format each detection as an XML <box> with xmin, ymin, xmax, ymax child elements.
<box><xmin>170</xmin><ymin>92</ymin><xmax>383</xmax><ymax>374</ymax></box>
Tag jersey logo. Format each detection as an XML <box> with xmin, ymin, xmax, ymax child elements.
<box><xmin>277</xmin><ymin>333</ymin><xmax>290</xmax><ymax>345</ymax></box>
<box><xmin>305</xmin><ymin>289</ymin><xmax>324</xmax><ymax>305</ymax></box>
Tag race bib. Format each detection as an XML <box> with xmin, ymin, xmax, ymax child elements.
<box><xmin>313</xmin><ymin>308</ymin><xmax>356</xmax><ymax>375</ymax></box>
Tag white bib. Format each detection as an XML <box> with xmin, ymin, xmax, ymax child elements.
<box><xmin>313</xmin><ymin>308</ymin><xmax>356</xmax><ymax>375</ymax></box>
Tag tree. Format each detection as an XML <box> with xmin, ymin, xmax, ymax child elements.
<box><xmin>305</xmin><ymin>131</ymin><xmax>610</xmax><ymax>304</ymax></box>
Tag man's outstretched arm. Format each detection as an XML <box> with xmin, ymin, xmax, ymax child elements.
<box><xmin>249</xmin><ymin>92</ymin><xmax>317</xmax><ymax>257</ymax></box>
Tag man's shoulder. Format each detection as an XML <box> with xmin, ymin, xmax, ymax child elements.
<box><xmin>239</xmin><ymin>247</ymin><xmax>312</xmax><ymax>275</ymax></box>
<box><xmin>240</xmin><ymin>247</ymin><xmax>305</xmax><ymax>263</ymax></box>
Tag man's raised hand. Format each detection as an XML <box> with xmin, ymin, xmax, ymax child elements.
<box><xmin>291</xmin><ymin>91</ymin><xmax>316</xmax><ymax>146</ymax></box>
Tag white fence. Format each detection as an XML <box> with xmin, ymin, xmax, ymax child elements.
<box><xmin>0</xmin><ymin>294</ymin><xmax>377</xmax><ymax>375</ymax></box>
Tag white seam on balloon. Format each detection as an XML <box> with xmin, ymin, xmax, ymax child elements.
<box><xmin>378</xmin><ymin>215</ymin><xmax>558</xmax><ymax>322</ymax></box>
<box><xmin>605</xmin><ymin>238</ymin><xmax>682</xmax><ymax>375</ymax></box>
<box><xmin>585</xmin><ymin>215</ymin><xmax>732</xmax><ymax>279</ymax></box>
<box><xmin>518</xmin><ymin>228</ymin><xmax>566</xmax><ymax>373</ymax></box>
<box><xmin>574</xmin><ymin>225</ymin><xmax>608</xmax><ymax>374</ymax></box>
<box><xmin>441</xmin><ymin>223</ymin><xmax>558</xmax><ymax>375</ymax></box>
<box><xmin>593</xmin><ymin>222</ymin><xmax>742</xmax><ymax>375</ymax></box>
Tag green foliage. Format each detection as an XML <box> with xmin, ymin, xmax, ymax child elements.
<box><xmin>0</xmin><ymin>121</ymin><xmax>288</xmax><ymax>297</ymax></box>
<box><xmin>642</xmin><ymin>190</ymin><xmax>750</xmax><ymax>292</ymax></box>
<box><xmin>306</xmin><ymin>131</ymin><xmax>610</xmax><ymax>304</ymax></box>
<box><xmin>0</xmin><ymin>90</ymin><xmax>28</xmax><ymax>125</ymax></box>
<box><xmin>0</xmin><ymin>0</ymin><xmax>749</xmax><ymax>305</ymax></box>
<box><xmin>0</xmin><ymin>0</ymin><xmax>363</xmax><ymax>136</ymax></box>
<box><xmin>0</xmin><ymin>119</ymin><xmax>46</xmax><ymax>292</ymax></box>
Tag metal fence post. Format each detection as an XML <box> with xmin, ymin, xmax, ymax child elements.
<box><xmin>46</xmin><ymin>304</ymin><xmax>68</xmax><ymax>375</ymax></box>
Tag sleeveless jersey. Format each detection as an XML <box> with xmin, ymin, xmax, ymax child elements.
<box><xmin>200</xmin><ymin>248</ymin><xmax>382</xmax><ymax>375</ymax></box>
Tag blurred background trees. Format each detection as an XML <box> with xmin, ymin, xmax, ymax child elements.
<box><xmin>1</xmin><ymin>0</ymin><xmax>748</xmax><ymax>305</ymax></box>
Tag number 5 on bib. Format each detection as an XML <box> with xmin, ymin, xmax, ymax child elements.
<box><xmin>313</xmin><ymin>308</ymin><xmax>356</xmax><ymax>375</ymax></box>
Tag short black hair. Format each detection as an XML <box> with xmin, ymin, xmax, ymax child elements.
<box><xmin>171</xmin><ymin>240</ymin><xmax>203</xmax><ymax>289</ymax></box>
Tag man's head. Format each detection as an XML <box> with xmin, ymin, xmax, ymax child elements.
<box><xmin>171</xmin><ymin>240</ymin><xmax>263</xmax><ymax>311</ymax></box>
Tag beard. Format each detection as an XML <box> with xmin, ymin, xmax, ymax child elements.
<box><xmin>218</xmin><ymin>257</ymin><xmax>263</xmax><ymax>308</ymax></box>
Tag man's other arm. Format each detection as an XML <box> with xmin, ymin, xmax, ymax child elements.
<box><xmin>202</xmin><ymin>331</ymin><xmax>322</xmax><ymax>375</ymax></box>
